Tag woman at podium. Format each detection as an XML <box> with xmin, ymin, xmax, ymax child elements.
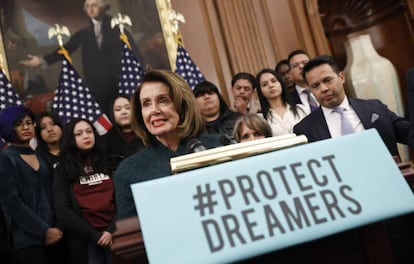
<box><xmin>114</xmin><ymin>70</ymin><xmax>222</xmax><ymax>219</ymax></box>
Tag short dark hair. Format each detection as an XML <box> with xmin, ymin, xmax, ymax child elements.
<box><xmin>231</xmin><ymin>72</ymin><xmax>257</xmax><ymax>89</ymax></box>
<box><xmin>193</xmin><ymin>81</ymin><xmax>230</xmax><ymax>114</ymax></box>
<box><xmin>275</xmin><ymin>59</ymin><xmax>289</xmax><ymax>72</ymax></box>
<box><xmin>0</xmin><ymin>105</ymin><xmax>35</xmax><ymax>142</ymax></box>
<box><xmin>302</xmin><ymin>55</ymin><xmax>340</xmax><ymax>83</ymax></box>
<box><xmin>287</xmin><ymin>49</ymin><xmax>310</xmax><ymax>66</ymax></box>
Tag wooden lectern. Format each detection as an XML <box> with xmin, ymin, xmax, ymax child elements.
<box><xmin>111</xmin><ymin>136</ymin><xmax>414</xmax><ymax>263</ymax></box>
<box><xmin>111</xmin><ymin>217</ymin><xmax>147</xmax><ymax>264</ymax></box>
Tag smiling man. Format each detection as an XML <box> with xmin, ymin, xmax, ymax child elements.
<box><xmin>293</xmin><ymin>55</ymin><xmax>413</xmax><ymax>157</ymax></box>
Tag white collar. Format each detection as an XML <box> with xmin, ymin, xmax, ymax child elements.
<box><xmin>321</xmin><ymin>97</ymin><xmax>350</xmax><ymax>116</ymax></box>
<box><xmin>92</xmin><ymin>19</ymin><xmax>101</xmax><ymax>25</ymax></box>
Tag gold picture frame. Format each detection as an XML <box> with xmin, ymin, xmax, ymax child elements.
<box><xmin>0</xmin><ymin>0</ymin><xmax>177</xmax><ymax>110</ymax></box>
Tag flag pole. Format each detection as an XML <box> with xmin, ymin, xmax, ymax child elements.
<box><xmin>111</xmin><ymin>13</ymin><xmax>145</xmax><ymax>96</ymax></box>
<box><xmin>168</xmin><ymin>7</ymin><xmax>186</xmax><ymax>71</ymax></box>
<box><xmin>48</xmin><ymin>24</ymin><xmax>72</xmax><ymax>64</ymax></box>
<box><xmin>111</xmin><ymin>13</ymin><xmax>133</xmax><ymax>49</ymax></box>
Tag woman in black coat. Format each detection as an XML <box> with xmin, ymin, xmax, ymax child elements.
<box><xmin>104</xmin><ymin>94</ymin><xmax>144</xmax><ymax>166</ymax></box>
<box><xmin>54</xmin><ymin>118</ymin><xmax>116</xmax><ymax>264</ymax></box>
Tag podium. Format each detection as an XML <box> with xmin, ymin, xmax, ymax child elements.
<box><xmin>111</xmin><ymin>132</ymin><xmax>414</xmax><ymax>263</ymax></box>
<box><xmin>112</xmin><ymin>160</ymin><xmax>414</xmax><ymax>263</ymax></box>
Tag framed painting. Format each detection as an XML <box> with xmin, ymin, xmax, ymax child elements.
<box><xmin>0</xmin><ymin>0</ymin><xmax>177</xmax><ymax>113</ymax></box>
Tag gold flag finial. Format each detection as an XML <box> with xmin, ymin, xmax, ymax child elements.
<box><xmin>168</xmin><ymin>8</ymin><xmax>185</xmax><ymax>46</ymax></box>
<box><xmin>111</xmin><ymin>13</ymin><xmax>132</xmax><ymax>35</ymax></box>
<box><xmin>48</xmin><ymin>24</ymin><xmax>73</xmax><ymax>64</ymax></box>
<box><xmin>111</xmin><ymin>13</ymin><xmax>133</xmax><ymax>49</ymax></box>
<box><xmin>48</xmin><ymin>24</ymin><xmax>71</xmax><ymax>47</ymax></box>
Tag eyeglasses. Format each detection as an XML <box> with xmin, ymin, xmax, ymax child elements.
<box><xmin>14</xmin><ymin>120</ymin><xmax>35</xmax><ymax>129</ymax></box>
<box><xmin>291</xmin><ymin>60</ymin><xmax>309</xmax><ymax>70</ymax></box>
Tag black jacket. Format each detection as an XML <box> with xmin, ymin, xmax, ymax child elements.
<box><xmin>205</xmin><ymin>110</ymin><xmax>242</xmax><ymax>136</ymax></box>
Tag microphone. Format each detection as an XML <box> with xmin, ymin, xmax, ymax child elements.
<box><xmin>220</xmin><ymin>134</ymin><xmax>237</xmax><ymax>145</ymax></box>
<box><xmin>187</xmin><ymin>138</ymin><xmax>208</xmax><ymax>153</ymax></box>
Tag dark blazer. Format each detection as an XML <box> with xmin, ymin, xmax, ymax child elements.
<box><xmin>293</xmin><ymin>98</ymin><xmax>413</xmax><ymax>156</ymax></box>
<box><xmin>289</xmin><ymin>87</ymin><xmax>302</xmax><ymax>104</ymax></box>
<box><xmin>205</xmin><ymin>109</ymin><xmax>242</xmax><ymax>136</ymax></box>
<box><xmin>104</xmin><ymin>127</ymin><xmax>144</xmax><ymax>166</ymax></box>
<box><xmin>407</xmin><ymin>68</ymin><xmax>414</xmax><ymax>148</ymax></box>
<box><xmin>44</xmin><ymin>15</ymin><xmax>144</xmax><ymax>116</ymax></box>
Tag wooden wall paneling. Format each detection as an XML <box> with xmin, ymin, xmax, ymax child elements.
<box><xmin>251</xmin><ymin>0</ymin><xmax>280</xmax><ymax>70</ymax></box>
<box><xmin>263</xmin><ymin>0</ymin><xmax>303</xmax><ymax>59</ymax></box>
<box><xmin>318</xmin><ymin>0</ymin><xmax>414</xmax><ymax>113</ymax></box>
<box><xmin>233</xmin><ymin>0</ymin><xmax>249</xmax><ymax>70</ymax></box>
<box><xmin>304</xmin><ymin>0</ymin><xmax>331</xmax><ymax>55</ymax></box>
<box><xmin>213</xmin><ymin>0</ymin><xmax>273</xmax><ymax>74</ymax></box>
<box><xmin>200</xmin><ymin>0</ymin><xmax>232</xmax><ymax>104</ymax></box>
<box><xmin>215</xmin><ymin>0</ymin><xmax>240</xmax><ymax>72</ymax></box>
<box><xmin>241</xmin><ymin>0</ymin><xmax>265</xmax><ymax>71</ymax></box>
<box><xmin>172</xmin><ymin>0</ymin><xmax>328</xmax><ymax>105</ymax></box>
<box><xmin>407</xmin><ymin>0</ymin><xmax>414</xmax><ymax>30</ymax></box>
<box><xmin>170</xmin><ymin>0</ymin><xmax>230</xmax><ymax>98</ymax></box>
<box><xmin>288</xmin><ymin>0</ymin><xmax>319</xmax><ymax>57</ymax></box>
<box><xmin>350</xmin><ymin>16</ymin><xmax>414</xmax><ymax>112</ymax></box>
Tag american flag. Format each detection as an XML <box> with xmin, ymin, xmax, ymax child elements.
<box><xmin>52</xmin><ymin>58</ymin><xmax>112</xmax><ymax>135</ymax></box>
<box><xmin>175</xmin><ymin>44</ymin><xmax>205</xmax><ymax>90</ymax></box>
<box><xmin>118</xmin><ymin>41</ymin><xmax>144</xmax><ymax>96</ymax></box>
<box><xmin>0</xmin><ymin>68</ymin><xmax>23</xmax><ymax>148</ymax></box>
<box><xmin>0</xmin><ymin>68</ymin><xmax>23</xmax><ymax>111</ymax></box>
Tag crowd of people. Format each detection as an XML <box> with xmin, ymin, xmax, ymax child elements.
<box><xmin>1</xmin><ymin>49</ymin><xmax>414</xmax><ymax>264</ymax></box>
<box><xmin>1</xmin><ymin>0</ymin><xmax>413</xmax><ymax>262</ymax></box>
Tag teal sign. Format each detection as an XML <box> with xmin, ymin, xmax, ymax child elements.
<box><xmin>131</xmin><ymin>129</ymin><xmax>414</xmax><ymax>264</ymax></box>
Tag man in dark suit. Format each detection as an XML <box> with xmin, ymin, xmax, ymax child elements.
<box><xmin>275</xmin><ymin>59</ymin><xmax>294</xmax><ymax>92</ymax></box>
<box><xmin>407</xmin><ymin>67</ymin><xmax>414</xmax><ymax>152</ymax></box>
<box><xmin>20</xmin><ymin>0</ymin><xmax>144</xmax><ymax>116</ymax></box>
<box><xmin>287</xmin><ymin>49</ymin><xmax>318</xmax><ymax>113</ymax></box>
<box><xmin>294</xmin><ymin>54</ymin><xmax>414</xmax><ymax>263</ymax></box>
<box><xmin>293</xmin><ymin>55</ymin><xmax>413</xmax><ymax>157</ymax></box>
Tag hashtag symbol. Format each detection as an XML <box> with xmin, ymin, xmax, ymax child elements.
<box><xmin>193</xmin><ymin>184</ymin><xmax>218</xmax><ymax>217</ymax></box>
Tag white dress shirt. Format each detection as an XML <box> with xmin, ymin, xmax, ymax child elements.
<box><xmin>258</xmin><ymin>104</ymin><xmax>308</xmax><ymax>136</ymax></box>
<box><xmin>322</xmin><ymin>97</ymin><xmax>364</xmax><ymax>138</ymax></box>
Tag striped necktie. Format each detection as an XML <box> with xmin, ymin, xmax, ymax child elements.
<box><xmin>303</xmin><ymin>89</ymin><xmax>318</xmax><ymax>112</ymax></box>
